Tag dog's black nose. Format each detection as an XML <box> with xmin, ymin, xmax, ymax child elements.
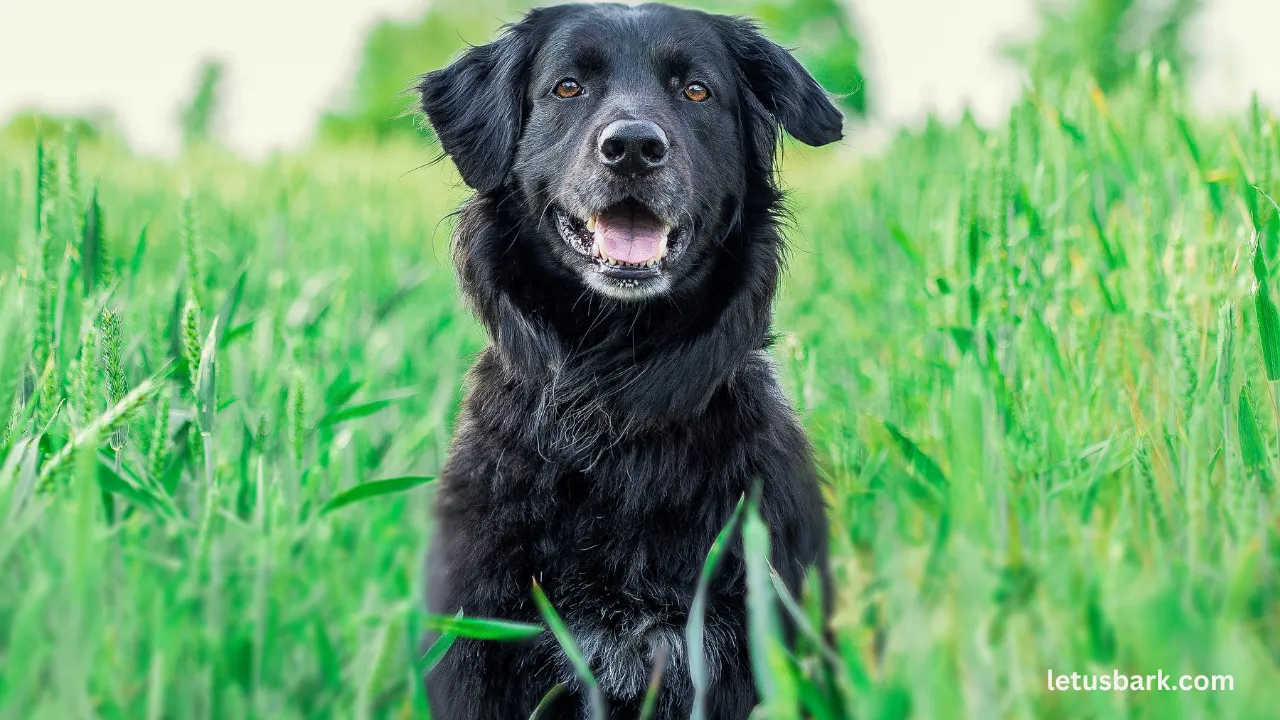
<box><xmin>598</xmin><ymin>120</ymin><xmax>668</xmax><ymax>174</ymax></box>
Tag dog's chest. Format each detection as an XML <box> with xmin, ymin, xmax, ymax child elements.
<box><xmin>439</xmin><ymin>372</ymin><xmax>777</xmax><ymax>701</ymax></box>
<box><xmin>516</xmin><ymin>465</ymin><xmax>741</xmax><ymax>694</ymax></box>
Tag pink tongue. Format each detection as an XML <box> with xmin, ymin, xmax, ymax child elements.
<box><xmin>594</xmin><ymin>210</ymin><xmax>666</xmax><ymax>264</ymax></box>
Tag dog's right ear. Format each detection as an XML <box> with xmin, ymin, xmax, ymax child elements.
<box><xmin>417</xmin><ymin>22</ymin><xmax>534</xmax><ymax>193</ymax></box>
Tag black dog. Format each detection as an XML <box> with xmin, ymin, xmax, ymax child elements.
<box><xmin>419</xmin><ymin>4</ymin><xmax>841</xmax><ymax>718</ymax></box>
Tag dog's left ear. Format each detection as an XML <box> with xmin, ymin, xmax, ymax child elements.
<box><xmin>714</xmin><ymin>17</ymin><xmax>843</xmax><ymax>147</ymax></box>
<box><xmin>416</xmin><ymin>21</ymin><xmax>535</xmax><ymax>192</ymax></box>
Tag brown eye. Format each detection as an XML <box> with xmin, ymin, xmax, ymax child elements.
<box><xmin>553</xmin><ymin>79</ymin><xmax>582</xmax><ymax>98</ymax></box>
<box><xmin>683</xmin><ymin>82</ymin><xmax>710</xmax><ymax>102</ymax></box>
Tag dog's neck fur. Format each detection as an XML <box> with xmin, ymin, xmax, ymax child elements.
<box><xmin>451</xmin><ymin>184</ymin><xmax>787</xmax><ymax>443</ymax></box>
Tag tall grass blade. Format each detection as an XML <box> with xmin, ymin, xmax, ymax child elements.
<box><xmin>1249</xmin><ymin>233</ymin><xmax>1280</xmax><ymax>380</ymax></box>
<box><xmin>688</xmin><ymin>494</ymin><xmax>746</xmax><ymax>720</ymax></box>
<box><xmin>743</xmin><ymin>497</ymin><xmax>798</xmax><ymax>717</ymax></box>
<box><xmin>1217</xmin><ymin>303</ymin><xmax>1237</xmax><ymax>407</ymax></box>
<box><xmin>81</xmin><ymin>186</ymin><xmax>102</xmax><ymax>296</ymax></box>
<box><xmin>128</xmin><ymin>221</ymin><xmax>148</xmax><ymax>281</ymax></box>
<box><xmin>637</xmin><ymin>639</ymin><xmax>670</xmax><ymax>720</ymax></box>
<box><xmin>213</xmin><ymin>268</ymin><xmax>247</xmax><ymax>348</ymax></box>
<box><xmin>195</xmin><ymin>318</ymin><xmax>219</xmax><ymax>434</ymax></box>
<box><xmin>531</xmin><ymin>579</ymin><xmax>603</xmax><ymax>720</ymax></box>
<box><xmin>527</xmin><ymin>683</ymin><xmax>568</xmax><ymax>720</ymax></box>
<box><xmin>768</xmin><ymin>569</ymin><xmax>843</xmax><ymax>669</ymax></box>
<box><xmin>1238</xmin><ymin>388</ymin><xmax>1271</xmax><ymax>491</ymax></box>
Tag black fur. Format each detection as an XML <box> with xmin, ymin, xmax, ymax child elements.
<box><xmin>417</xmin><ymin>4</ymin><xmax>841</xmax><ymax>718</ymax></box>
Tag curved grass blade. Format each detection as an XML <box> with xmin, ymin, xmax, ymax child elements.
<box><xmin>1238</xmin><ymin>389</ymin><xmax>1271</xmax><ymax>491</ymax></box>
<box><xmin>688</xmin><ymin>494</ymin><xmax>746</xmax><ymax>720</ymax></box>
<box><xmin>96</xmin><ymin>452</ymin><xmax>181</xmax><ymax>521</ymax></box>
<box><xmin>423</xmin><ymin>614</ymin><xmax>544</xmax><ymax>642</ymax></box>
<box><xmin>1246</xmin><ymin>230</ymin><xmax>1280</xmax><ymax>381</ymax></box>
<box><xmin>316</xmin><ymin>390</ymin><xmax>416</xmax><ymax>428</ymax></box>
<box><xmin>417</xmin><ymin>631</ymin><xmax>458</xmax><ymax>676</ymax></box>
<box><xmin>768</xmin><ymin>568</ymin><xmax>843</xmax><ymax>669</ymax></box>
<box><xmin>638</xmin><ymin>639</ymin><xmax>670</xmax><ymax>720</ymax></box>
<box><xmin>221</xmin><ymin>320</ymin><xmax>255</xmax><ymax>347</ymax></box>
<box><xmin>196</xmin><ymin>318</ymin><xmax>219</xmax><ymax>434</ymax></box>
<box><xmin>319</xmin><ymin>475</ymin><xmax>435</xmax><ymax>515</ymax></box>
<box><xmin>1258</xmin><ymin>185</ymin><xmax>1280</xmax><ymax>217</ymax></box>
<box><xmin>528</xmin><ymin>682</ymin><xmax>568</xmax><ymax>720</ymax></box>
<box><xmin>882</xmin><ymin>421</ymin><xmax>949</xmax><ymax>499</ymax></box>
<box><xmin>0</xmin><ymin>439</ymin><xmax>42</xmax><ymax>567</ymax></box>
<box><xmin>531</xmin><ymin>579</ymin><xmax>603</xmax><ymax>720</ymax></box>
<box><xmin>417</xmin><ymin>611</ymin><xmax>463</xmax><ymax>676</ymax></box>
<box><xmin>128</xmin><ymin>221</ymin><xmax>149</xmax><ymax>280</ymax></box>
<box><xmin>323</xmin><ymin>368</ymin><xmax>364</xmax><ymax>411</ymax></box>
<box><xmin>213</xmin><ymin>267</ymin><xmax>247</xmax><ymax>348</ymax></box>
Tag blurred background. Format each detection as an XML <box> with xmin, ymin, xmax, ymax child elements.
<box><xmin>5</xmin><ymin>2</ymin><xmax>1280</xmax><ymax>718</ymax></box>
<box><xmin>1</xmin><ymin>0</ymin><xmax>1276</xmax><ymax>157</ymax></box>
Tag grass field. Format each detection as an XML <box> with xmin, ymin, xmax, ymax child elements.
<box><xmin>2</xmin><ymin>66</ymin><xmax>1280</xmax><ymax>719</ymax></box>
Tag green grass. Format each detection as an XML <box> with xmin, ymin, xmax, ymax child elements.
<box><xmin>2</xmin><ymin>68</ymin><xmax>1280</xmax><ymax>719</ymax></box>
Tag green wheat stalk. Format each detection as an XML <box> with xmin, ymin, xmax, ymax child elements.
<box><xmin>182</xmin><ymin>299</ymin><xmax>202</xmax><ymax>393</ymax></box>
<box><xmin>181</xmin><ymin>195</ymin><xmax>205</xmax><ymax>311</ymax></box>
<box><xmin>36</xmin><ymin>374</ymin><xmax>168</xmax><ymax>492</ymax></box>
<box><xmin>289</xmin><ymin>372</ymin><xmax>306</xmax><ymax>463</ymax></box>
<box><xmin>71</xmin><ymin>310</ymin><xmax>100</xmax><ymax>425</ymax></box>
<box><xmin>100</xmin><ymin>307</ymin><xmax>129</xmax><ymax>452</ymax></box>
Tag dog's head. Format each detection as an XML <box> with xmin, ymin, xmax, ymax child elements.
<box><xmin>418</xmin><ymin>2</ymin><xmax>842</xmax><ymax>301</ymax></box>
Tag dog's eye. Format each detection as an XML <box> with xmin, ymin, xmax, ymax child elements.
<box><xmin>553</xmin><ymin>79</ymin><xmax>583</xmax><ymax>99</ymax></box>
<box><xmin>683</xmin><ymin>83</ymin><xmax>710</xmax><ymax>102</ymax></box>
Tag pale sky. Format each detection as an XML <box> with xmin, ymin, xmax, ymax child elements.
<box><xmin>0</xmin><ymin>0</ymin><xmax>1276</xmax><ymax>158</ymax></box>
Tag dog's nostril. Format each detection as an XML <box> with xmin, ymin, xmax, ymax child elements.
<box><xmin>641</xmin><ymin>139</ymin><xmax>666</xmax><ymax>164</ymax></box>
<box><xmin>600</xmin><ymin>136</ymin><xmax>626</xmax><ymax>162</ymax></box>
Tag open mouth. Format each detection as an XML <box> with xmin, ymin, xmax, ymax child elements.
<box><xmin>554</xmin><ymin>199</ymin><xmax>686</xmax><ymax>282</ymax></box>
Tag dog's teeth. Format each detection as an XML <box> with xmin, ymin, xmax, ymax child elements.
<box><xmin>586</xmin><ymin>216</ymin><xmax>597</xmax><ymax>233</ymax></box>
